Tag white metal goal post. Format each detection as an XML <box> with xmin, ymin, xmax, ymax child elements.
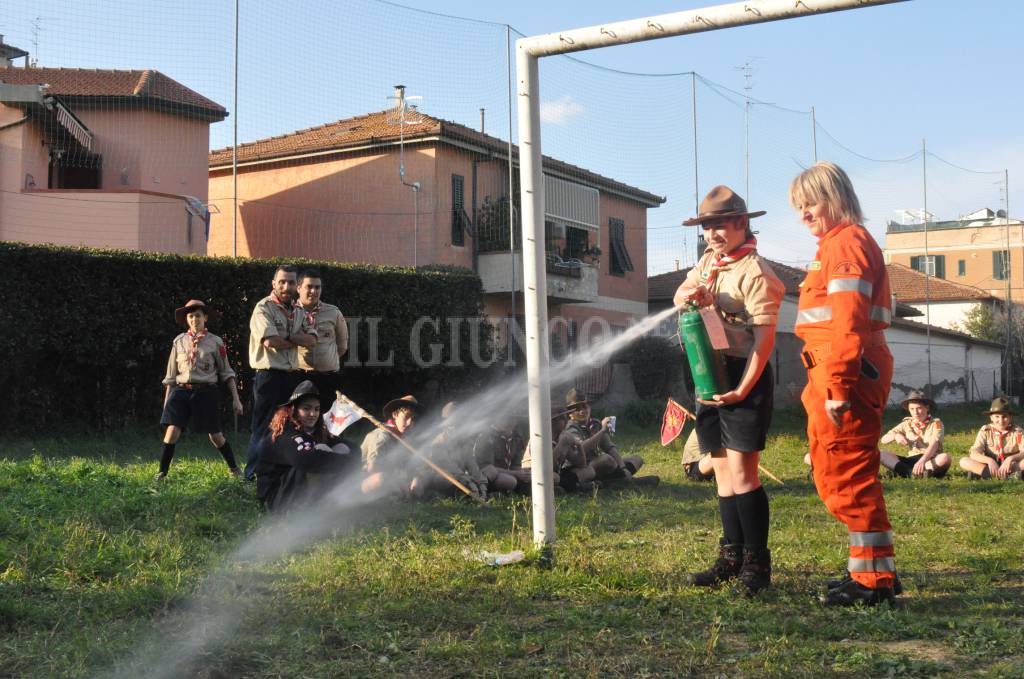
<box><xmin>515</xmin><ymin>0</ymin><xmax>909</xmax><ymax>550</ymax></box>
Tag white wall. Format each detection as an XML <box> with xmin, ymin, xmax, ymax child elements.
<box><xmin>905</xmin><ymin>301</ymin><xmax>976</xmax><ymax>330</ymax></box>
<box><xmin>886</xmin><ymin>324</ymin><xmax>1001</xmax><ymax>404</ymax></box>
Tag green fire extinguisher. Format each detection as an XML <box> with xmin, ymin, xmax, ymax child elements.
<box><xmin>679</xmin><ymin>305</ymin><xmax>728</xmax><ymax>401</ymax></box>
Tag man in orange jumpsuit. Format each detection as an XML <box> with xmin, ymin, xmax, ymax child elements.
<box><xmin>790</xmin><ymin>161</ymin><xmax>898</xmax><ymax>606</ymax></box>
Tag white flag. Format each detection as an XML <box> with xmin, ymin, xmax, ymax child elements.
<box><xmin>323</xmin><ymin>399</ymin><xmax>363</xmax><ymax>436</ymax></box>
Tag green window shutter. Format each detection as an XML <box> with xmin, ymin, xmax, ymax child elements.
<box><xmin>935</xmin><ymin>255</ymin><xmax>945</xmax><ymax>279</ymax></box>
<box><xmin>910</xmin><ymin>255</ymin><xmax>921</xmax><ymax>272</ymax></box>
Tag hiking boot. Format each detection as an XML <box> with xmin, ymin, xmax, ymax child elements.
<box><xmin>631</xmin><ymin>475</ymin><xmax>660</xmax><ymax>488</ymax></box>
<box><xmin>827</xmin><ymin>571</ymin><xmax>903</xmax><ymax>595</ymax></box>
<box><xmin>575</xmin><ymin>481</ymin><xmax>595</xmax><ymax>493</ymax></box>
<box><xmin>738</xmin><ymin>547</ymin><xmax>772</xmax><ymax>596</ymax></box>
<box><xmin>229</xmin><ymin>467</ymin><xmax>243</xmax><ymax>479</ymax></box>
<box><xmin>154</xmin><ymin>471</ymin><xmax>167</xmax><ymax>482</ymax></box>
<box><xmin>821</xmin><ymin>577</ymin><xmax>895</xmax><ymax>607</ymax></box>
<box><xmin>690</xmin><ymin>539</ymin><xmax>742</xmax><ymax>587</ymax></box>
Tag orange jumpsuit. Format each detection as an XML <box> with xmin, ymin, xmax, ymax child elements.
<box><xmin>796</xmin><ymin>223</ymin><xmax>895</xmax><ymax>590</ymax></box>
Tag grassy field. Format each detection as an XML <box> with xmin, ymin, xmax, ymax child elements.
<box><xmin>1</xmin><ymin>403</ymin><xmax>1023</xmax><ymax>678</ymax></box>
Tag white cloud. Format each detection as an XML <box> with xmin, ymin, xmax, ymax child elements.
<box><xmin>540</xmin><ymin>95</ymin><xmax>585</xmax><ymax>125</ymax></box>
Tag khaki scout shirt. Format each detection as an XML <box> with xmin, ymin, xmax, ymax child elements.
<box><xmin>163</xmin><ymin>332</ymin><xmax>236</xmax><ymax>386</ymax></box>
<box><xmin>970</xmin><ymin>424</ymin><xmax>1024</xmax><ymax>461</ymax></box>
<box><xmin>884</xmin><ymin>417</ymin><xmax>944</xmax><ymax>456</ymax></box>
<box><xmin>248</xmin><ymin>294</ymin><xmax>304</xmax><ymax>371</ymax></box>
<box><xmin>297</xmin><ymin>302</ymin><xmax>349</xmax><ymax>372</ymax></box>
<box><xmin>362</xmin><ymin>425</ymin><xmax>400</xmax><ymax>471</ymax></box>
<box><xmin>678</xmin><ymin>250</ymin><xmax>785</xmax><ymax>358</ymax></box>
<box><xmin>681</xmin><ymin>429</ymin><xmax>704</xmax><ymax>465</ymax></box>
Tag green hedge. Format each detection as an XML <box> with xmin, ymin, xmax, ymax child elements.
<box><xmin>0</xmin><ymin>243</ymin><xmax>493</xmax><ymax>432</ymax></box>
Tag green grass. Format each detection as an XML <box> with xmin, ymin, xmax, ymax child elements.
<box><xmin>1</xmin><ymin>403</ymin><xmax>1023</xmax><ymax>678</ymax></box>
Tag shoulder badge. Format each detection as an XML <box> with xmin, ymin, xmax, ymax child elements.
<box><xmin>809</xmin><ymin>261</ymin><xmax>821</xmax><ymax>271</ymax></box>
<box><xmin>832</xmin><ymin>261</ymin><xmax>863</xmax><ymax>277</ymax></box>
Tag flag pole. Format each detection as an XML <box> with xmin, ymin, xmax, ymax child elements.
<box><xmin>335</xmin><ymin>392</ymin><xmax>476</xmax><ymax>498</ymax></box>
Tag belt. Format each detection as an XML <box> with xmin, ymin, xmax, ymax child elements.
<box><xmin>177</xmin><ymin>383</ymin><xmax>216</xmax><ymax>391</ymax></box>
<box><xmin>801</xmin><ymin>331</ymin><xmax>886</xmax><ymax>375</ymax></box>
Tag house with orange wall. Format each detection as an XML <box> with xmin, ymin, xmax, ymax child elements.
<box><xmin>207</xmin><ymin>106</ymin><xmax>664</xmax><ymax>354</ymax></box>
<box><xmin>0</xmin><ymin>42</ymin><xmax>226</xmax><ymax>254</ymax></box>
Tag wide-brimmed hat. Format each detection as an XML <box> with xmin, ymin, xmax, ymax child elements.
<box><xmin>278</xmin><ymin>380</ymin><xmax>320</xmax><ymax>409</ymax></box>
<box><xmin>683</xmin><ymin>185</ymin><xmax>766</xmax><ymax>226</ymax></box>
<box><xmin>983</xmin><ymin>396</ymin><xmax>1016</xmax><ymax>416</ymax></box>
<box><xmin>383</xmin><ymin>395</ymin><xmax>421</xmax><ymax>421</ymax></box>
<box><xmin>440</xmin><ymin>401</ymin><xmax>457</xmax><ymax>419</ymax></box>
<box><xmin>900</xmin><ymin>389</ymin><xmax>936</xmax><ymax>412</ymax></box>
<box><xmin>174</xmin><ymin>299</ymin><xmax>216</xmax><ymax>326</ymax></box>
<box><xmin>565</xmin><ymin>387</ymin><xmax>590</xmax><ymax>409</ymax></box>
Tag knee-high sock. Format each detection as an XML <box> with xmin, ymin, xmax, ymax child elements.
<box><xmin>159</xmin><ymin>443</ymin><xmax>176</xmax><ymax>475</ymax></box>
<box><xmin>217</xmin><ymin>441</ymin><xmax>239</xmax><ymax>469</ymax></box>
<box><xmin>718</xmin><ymin>495</ymin><xmax>743</xmax><ymax>545</ymax></box>
<box><xmin>735</xmin><ymin>486</ymin><xmax>770</xmax><ymax>550</ymax></box>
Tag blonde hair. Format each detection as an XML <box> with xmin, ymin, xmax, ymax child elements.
<box><xmin>789</xmin><ymin>161</ymin><xmax>864</xmax><ymax>226</ymax></box>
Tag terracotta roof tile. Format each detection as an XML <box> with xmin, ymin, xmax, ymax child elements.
<box><xmin>887</xmin><ymin>263</ymin><xmax>992</xmax><ymax>302</ymax></box>
<box><xmin>0</xmin><ymin>67</ymin><xmax>225</xmax><ymax>118</ymax></box>
<box><xmin>208</xmin><ymin>109</ymin><xmax>664</xmax><ymax>206</ymax></box>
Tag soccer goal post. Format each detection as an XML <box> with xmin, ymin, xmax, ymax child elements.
<box><xmin>516</xmin><ymin>0</ymin><xmax>908</xmax><ymax>550</ymax></box>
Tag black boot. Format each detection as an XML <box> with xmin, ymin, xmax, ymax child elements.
<box><xmin>738</xmin><ymin>547</ymin><xmax>772</xmax><ymax>595</ymax></box>
<box><xmin>827</xmin><ymin>570</ymin><xmax>903</xmax><ymax>595</ymax></box>
<box><xmin>821</xmin><ymin>577</ymin><xmax>894</xmax><ymax>607</ymax></box>
<box><xmin>690</xmin><ymin>539</ymin><xmax>742</xmax><ymax>587</ymax></box>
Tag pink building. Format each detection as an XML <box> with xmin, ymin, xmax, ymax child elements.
<box><xmin>0</xmin><ymin>46</ymin><xmax>226</xmax><ymax>254</ymax></box>
<box><xmin>208</xmin><ymin>107</ymin><xmax>664</xmax><ymax>352</ymax></box>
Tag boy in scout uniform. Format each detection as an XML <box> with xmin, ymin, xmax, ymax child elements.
<box><xmin>959</xmin><ymin>396</ymin><xmax>1024</xmax><ymax>480</ymax></box>
<box><xmin>244</xmin><ymin>264</ymin><xmax>316</xmax><ymax>480</ymax></box>
<box><xmin>296</xmin><ymin>268</ymin><xmax>350</xmax><ymax>415</ymax></box>
<box><xmin>361</xmin><ymin>395</ymin><xmax>421</xmax><ymax>495</ymax></box>
<box><xmin>673</xmin><ymin>185</ymin><xmax>784</xmax><ymax>596</ymax></box>
<box><xmin>157</xmin><ymin>300</ymin><xmax>244</xmax><ymax>480</ymax></box>
<box><xmin>879</xmin><ymin>390</ymin><xmax>950</xmax><ymax>478</ymax></box>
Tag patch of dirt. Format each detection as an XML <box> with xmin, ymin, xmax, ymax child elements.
<box><xmin>846</xmin><ymin>639</ymin><xmax>955</xmax><ymax>664</ymax></box>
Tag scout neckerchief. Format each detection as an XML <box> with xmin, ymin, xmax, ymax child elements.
<box><xmin>909</xmin><ymin>416</ymin><xmax>933</xmax><ymax>439</ymax></box>
<box><xmin>703</xmin><ymin>236</ymin><xmax>758</xmax><ymax>288</ymax></box>
<box><xmin>271</xmin><ymin>291</ymin><xmax>295</xmax><ymax>321</ymax></box>
<box><xmin>187</xmin><ymin>330</ymin><xmax>208</xmax><ymax>368</ymax></box>
<box><xmin>301</xmin><ymin>301</ymin><xmax>322</xmax><ymax>329</ymax></box>
<box><xmin>990</xmin><ymin>426</ymin><xmax>1021</xmax><ymax>462</ymax></box>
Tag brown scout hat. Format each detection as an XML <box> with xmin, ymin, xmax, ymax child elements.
<box><xmin>383</xmin><ymin>395</ymin><xmax>422</xmax><ymax>421</ymax></box>
<box><xmin>899</xmin><ymin>389</ymin><xmax>936</xmax><ymax>412</ymax></box>
<box><xmin>983</xmin><ymin>396</ymin><xmax>1016</xmax><ymax>416</ymax></box>
<box><xmin>565</xmin><ymin>387</ymin><xmax>590</xmax><ymax>410</ymax></box>
<box><xmin>683</xmin><ymin>185</ymin><xmax>766</xmax><ymax>226</ymax></box>
<box><xmin>174</xmin><ymin>299</ymin><xmax>216</xmax><ymax>327</ymax></box>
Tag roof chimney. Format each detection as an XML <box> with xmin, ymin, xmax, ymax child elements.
<box><xmin>480</xmin><ymin>108</ymin><xmax>485</xmax><ymax>134</ymax></box>
<box><xmin>393</xmin><ymin>84</ymin><xmax>406</xmax><ymax>109</ymax></box>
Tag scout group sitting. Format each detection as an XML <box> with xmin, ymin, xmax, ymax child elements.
<box><xmin>789</xmin><ymin>390</ymin><xmax>1023</xmax><ymax>483</ymax></box>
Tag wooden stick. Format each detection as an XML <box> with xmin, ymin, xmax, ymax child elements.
<box><xmin>335</xmin><ymin>392</ymin><xmax>475</xmax><ymax>497</ymax></box>
<box><xmin>757</xmin><ymin>464</ymin><xmax>785</xmax><ymax>485</ymax></box>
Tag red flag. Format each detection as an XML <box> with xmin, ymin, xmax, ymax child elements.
<box><xmin>661</xmin><ymin>398</ymin><xmax>694</xmax><ymax>446</ymax></box>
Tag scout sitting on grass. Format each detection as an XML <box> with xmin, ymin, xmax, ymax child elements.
<box><xmin>878</xmin><ymin>390</ymin><xmax>950</xmax><ymax>478</ymax></box>
<box><xmin>959</xmin><ymin>396</ymin><xmax>1024</xmax><ymax>480</ymax></box>
<box><xmin>156</xmin><ymin>299</ymin><xmax>244</xmax><ymax>481</ymax></box>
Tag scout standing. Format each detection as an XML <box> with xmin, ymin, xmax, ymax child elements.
<box><xmin>157</xmin><ymin>300</ymin><xmax>244</xmax><ymax>480</ymax></box>
<box><xmin>959</xmin><ymin>396</ymin><xmax>1024</xmax><ymax>480</ymax></box>
<box><xmin>295</xmin><ymin>268</ymin><xmax>349</xmax><ymax>415</ymax></box>
<box><xmin>673</xmin><ymin>185</ymin><xmax>784</xmax><ymax>595</ymax></box>
<box><xmin>791</xmin><ymin>161</ymin><xmax>897</xmax><ymax>606</ymax></box>
<box><xmin>879</xmin><ymin>390</ymin><xmax>950</xmax><ymax>478</ymax></box>
<box><xmin>244</xmin><ymin>265</ymin><xmax>316</xmax><ymax>480</ymax></box>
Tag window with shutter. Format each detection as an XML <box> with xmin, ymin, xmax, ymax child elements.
<box><xmin>609</xmin><ymin>218</ymin><xmax>634</xmax><ymax>276</ymax></box>
<box><xmin>451</xmin><ymin>174</ymin><xmax>465</xmax><ymax>246</ymax></box>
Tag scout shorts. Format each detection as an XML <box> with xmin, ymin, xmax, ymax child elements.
<box><xmin>161</xmin><ymin>385</ymin><xmax>222</xmax><ymax>433</ymax></box>
<box><xmin>684</xmin><ymin>461</ymin><xmax>715</xmax><ymax>482</ymax></box>
<box><xmin>898</xmin><ymin>453</ymin><xmax>949</xmax><ymax>479</ymax></box>
<box><xmin>696</xmin><ymin>355</ymin><xmax>774</xmax><ymax>454</ymax></box>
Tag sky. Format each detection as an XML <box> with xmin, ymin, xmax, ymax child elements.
<box><xmin>3</xmin><ymin>0</ymin><xmax>1022</xmax><ymax>272</ymax></box>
